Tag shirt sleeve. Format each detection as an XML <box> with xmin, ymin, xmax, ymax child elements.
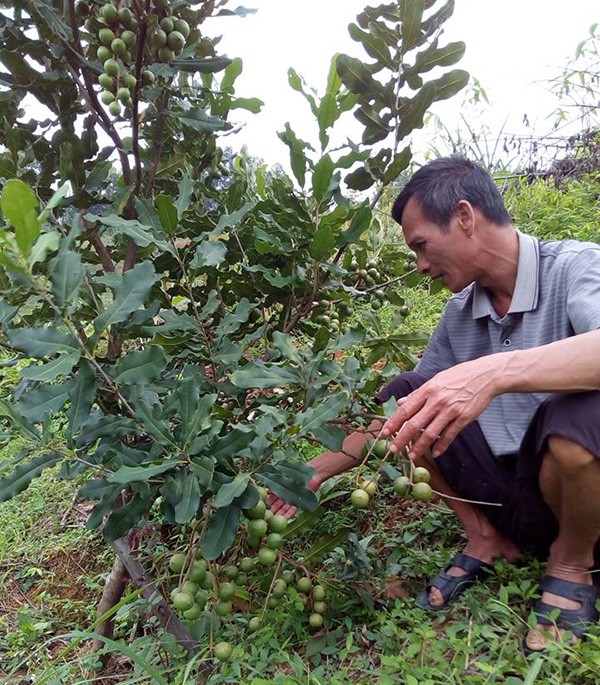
<box><xmin>414</xmin><ymin>312</ymin><xmax>458</xmax><ymax>379</ymax></box>
<box><xmin>566</xmin><ymin>248</ymin><xmax>600</xmax><ymax>333</ymax></box>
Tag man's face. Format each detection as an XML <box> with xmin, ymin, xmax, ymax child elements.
<box><xmin>401</xmin><ymin>196</ymin><xmax>476</xmax><ymax>293</ymax></box>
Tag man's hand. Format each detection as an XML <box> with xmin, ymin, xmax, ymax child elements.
<box><xmin>382</xmin><ymin>358</ymin><xmax>499</xmax><ymax>459</ymax></box>
<box><xmin>267</xmin><ymin>475</ymin><xmax>321</xmax><ymax>520</ymax></box>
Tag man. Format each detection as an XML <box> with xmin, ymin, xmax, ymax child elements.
<box><xmin>270</xmin><ymin>155</ymin><xmax>600</xmax><ymax>653</ymax></box>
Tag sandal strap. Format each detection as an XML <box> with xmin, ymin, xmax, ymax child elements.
<box><xmin>538</xmin><ymin>576</ymin><xmax>598</xmax><ymax>603</ymax></box>
<box><xmin>447</xmin><ymin>552</ymin><xmax>492</xmax><ymax>575</ymax></box>
<box><xmin>533</xmin><ymin>599</ymin><xmax>599</xmax><ymax>637</ymax></box>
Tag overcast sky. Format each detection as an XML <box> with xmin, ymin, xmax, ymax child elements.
<box><xmin>212</xmin><ymin>0</ymin><xmax>599</xmax><ymax>167</ymax></box>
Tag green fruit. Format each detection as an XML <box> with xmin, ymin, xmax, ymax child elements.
<box><xmin>247</xmin><ymin>519</ymin><xmax>268</xmax><ymax>538</ymax></box>
<box><xmin>371</xmin><ymin>299</ymin><xmax>383</xmax><ymax>310</ymax></box>
<box><xmin>199</xmin><ymin>571</ymin><xmax>215</xmax><ymax>590</ymax></box>
<box><xmin>359</xmin><ymin>478</ymin><xmax>377</xmax><ymax>497</ymax></box>
<box><xmin>215</xmin><ymin>600</ymin><xmax>232</xmax><ymax>616</ymax></box>
<box><xmin>269</xmin><ymin>515</ymin><xmax>288</xmax><ymax>534</ymax></box>
<box><xmin>98</xmin><ymin>72</ymin><xmax>114</xmax><ymax>90</ymax></box>
<box><xmin>169</xmin><ymin>553</ymin><xmax>186</xmax><ymax>574</ymax></box>
<box><xmin>182</xmin><ymin>602</ymin><xmax>202</xmax><ymax>620</ymax></box>
<box><xmin>172</xmin><ymin>591</ymin><xmax>194</xmax><ymax>611</ymax></box>
<box><xmin>224</xmin><ymin>565</ymin><xmax>239</xmax><ymax>580</ymax></box>
<box><xmin>239</xmin><ymin>557</ymin><xmax>255</xmax><ymax>573</ymax></box>
<box><xmin>264</xmin><ymin>509</ymin><xmax>273</xmax><ymax>522</ymax></box>
<box><xmin>367</xmin><ymin>267</ymin><xmax>379</xmax><ymax>278</ymax></box>
<box><xmin>399</xmin><ymin>305</ymin><xmax>410</xmax><ymax>317</ymax></box>
<box><xmin>110</xmin><ymin>38</ymin><xmax>126</xmax><ymax>56</ymax></box>
<box><xmin>108</xmin><ymin>100</ymin><xmax>121</xmax><ymax>116</ymax></box>
<box><xmin>189</xmin><ymin>559</ymin><xmax>207</xmax><ymax>583</ymax></box>
<box><xmin>180</xmin><ymin>580</ymin><xmax>198</xmax><ymax>595</ymax></box>
<box><xmin>121</xmin><ymin>30</ymin><xmax>136</xmax><ymax>49</ymax></box>
<box><xmin>257</xmin><ymin>486</ymin><xmax>269</xmax><ymax>501</ymax></box>
<box><xmin>173</xmin><ymin>18</ymin><xmax>191</xmax><ymax>38</ymax></box>
<box><xmin>309</xmin><ymin>612</ymin><xmax>323</xmax><ymax>629</ymax></box>
<box><xmin>122</xmin><ymin>71</ymin><xmax>137</xmax><ymax>89</ymax></box>
<box><xmin>362</xmin><ymin>439</ymin><xmax>389</xmax><ymax>459</ymax></box>
<box><xmin>412</xmin><ymin>482</ymin><xmax>433</xmax><ymax>502</ymax></box>
<box><xmin>313</xmin><ymin>601</ymin><xmax>328</xmax><ymax>614</ymax></box>
<box><xmin>272</xmin><ymin>579</ymin><xmax>287</xmax><ymax>597</ymax></box>
<box><xmin>97</xmin><ymin>46</ymin><xmax>112</xmax><ymax>63</ymax></box>
<box><xmin>195</xmin><ymin>591</ymin><xmax>209</xmax><ymax>609</ymax></box>
<box><xmin>349</xmin><ymin>259</ymin><xmax>359</xmax><ymax>270</ymax></box>
<box><xmin>267</xmin><ymin>596</ymin><xmax>280</xmax><ymax>608</ymax></box>
<box><xmin>100</xmin><ymin>90</ymin><xmax>115</xmax><ymax>105</ymax></box>
<box><xmin>103</xmin><ymin>58</ymin><xmax>119</xmax><ymax>77</ymax></box>
<box><xmin>100</xmin><ymin>3</ymin><xmax>118</xmax><ymax>24</ymax></box>
<box><xmin>237</xmin><ymin>573</ymin><xmax>248</xmax><ymax>585</ymax></box>
<box><xmin>214</xmin><ymin>641</ymin><xmax>232</xmax><ymax>662</ymax></box>
<box><xmin>118</xmin><ymin>7</ymin><xmax>134</xmax><ymax>28</ymax></box>
<box><xmin>248</xmin><ymin>616</ymin><xmax>261</xmax><ymax>632</ymax></box>
<box><xmin>350</xmin><ymin>488</ymin><xmax>370</xmax><ymax>509</ymax></box>
<box><xmin>257</xmin><ymin>547</ymin><xmax>277</xmax><ymax>566</ymax></box>
<box><xmin>282</xmin><ymin>569</ymin><xmax>295</xmax><ymax>584</ymax></box>
<box><xmin>98</xmin><ymin>28</ymin><xmax>115</xmax><ymax>46</ymax></box>
<box><xmin>219</xmin><ymin>582</ymin><xmax>235</xmax><ymax>601</ymax></box>
<box><xmin>160</xmin><ymin>17</ymin><xmax>174</xmax><ymax>33</ymax></box>
<box><xmin>151</xmin><ymin>28</ymin><xmax>168</xmax><ymax>48</ymax></box>
<box><xmin>142</xmin><ymin>69</ymin><xmax>155</xmax><ymax>85</ymax></box>
<box><xmin>158</xmin><ymin>46</ymin><xmax>174</xmax><ymax>63</ymax></box>
<box><xmin>168</xmin><ymin>30</ymin><xmax>186</xmax><ymax>53</ymax></box>
<box><xmin>297</xmin><ymin>576</ymin><xmax>312</xmax><ymax>594</ymax></box>
<box><xmin>116</xmin><ymin>86</ymin><xmax>130</xmax><ymax>102</ymax></box>
<box><xmin>266</xmin><ymin>533</ymin><xmax>282</xmax><ymax>550</ymax></box>
<box><xmin>393</xmin><ymin>476</ymin><xmax>410</xmax><ymax>496</ymax></box>
<box><xmin>413</xmin><ymin>466</ymin><xmax>431</xmax><ymax>484</ymax></box>
<box><xmin>312</xmin><ymin>585</ymin><xmax>326</xmax><ymax>601</ymax></box>
<box><xmin>246</xmin><ymin>534</ymin><xmax>261</xmax><ymax>549</ymax></box>
<box><xmin>375</xmin><ymin>289</ymin><xmax>386</xmax><ymax>301</ymax></box>
<box><xmin>245</xmin><ymin>500</ymin><xmax>266</xmax><ymax>520</ymax></box>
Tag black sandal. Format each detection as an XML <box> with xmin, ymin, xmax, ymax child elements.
<box><xmin>416</xmin><ymin>552</ymin><xmax>492</xmax><ymax>611</ymax></box>
<box><xmin>523</xmin><ymin>576</ymin><xmax>599</xmax><ymax>654</ymax></box>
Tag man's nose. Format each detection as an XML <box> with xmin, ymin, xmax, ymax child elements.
<box><xmin>416</xmin><ymin>254</ymin><xmax>430</xmax><ymax>273</ymax></box>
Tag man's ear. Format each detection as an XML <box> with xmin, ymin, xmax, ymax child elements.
<box><xmin>453</xmin><ymin>200</ymin><xmax>475</xmax><ymax>236</ymax></box>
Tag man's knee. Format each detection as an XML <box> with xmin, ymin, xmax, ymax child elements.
<box><xmin>545</xmin><ymin>434</ymin><xmax>596</xmax><ymax>473</ymax></box>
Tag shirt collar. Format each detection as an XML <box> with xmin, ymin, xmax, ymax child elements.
<box><xmin>472</xmin><ymin>231</ymin><xmax>540</xmax><ymax>319</ymax></box>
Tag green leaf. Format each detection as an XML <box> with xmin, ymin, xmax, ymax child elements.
<box><xmin>344</xmin><ymin>167</ymin><xmax>375</xmax><ymax>192</ymax></box>
<box><xmin>221</xmin><ymin>57</ymin><xmax>243</xmax><ymax>93</ymax></box>
<box><xmin>399</xmin><ymin>0</ymin><xmax>424</xmax><ymax>52</ymax></box>
<box><xmin>171</xmin><ymin>57</ymin><xmax>233</xmax><ymax>73</ymax></box>
<box><xmin>86</xmin><ymin>213</ymin><xmax>171</xmax><ymax>252</ymax></box>
<box><xmin>107</xmin><ymin>460</ymin><xmax>180</xmax><ymax>485</ymax></box>
<box><xmin>317</xmin><ymin>94</ymin><xmax>338</xmax><ymax>149</ymax></box>
<box><xmin>230</xmin><ymin>97</ymin><xmax>263</xmax><ymax>113</ymax></box>
<box><xmin>103</xmin><ymin>493</ymin><xmax>152</xmax><ymax>541</ymax></box>
<box><xmin>1</xmin><ymin>178</ymin><xmax>40</xmax><ymax>256</ymax></box>
<box><xmin>396</xmin><ymin>82</ymin><xmax>436</xmax><ymax>139</ymax></box>
<box><xmin>303</xmin><ymin>529</ymin><xmax>353</xmax><ymax>565</ymax></box>
<box><xmin>310</xmin><ymin>225</ymin><xmax>336</xmax><ymax>261</ymax></box>
<box><xmin>211</xmin><ymin>201</ymin><xmax>255</xmax><ymax>236</ymax></box>
<box><xmin>30</xmin><ymin>231</ymin><xmax>60</xmax><ymax>266</ymax></box>
<box><xmin>337</xmin><ymin>204</ymin><xmax>372</xmax><ymax>248</ymax></box>
<box><xmin>412</xmin><ymin>41</ymin><xmax>466</xmax><ymax>75</ymax></box>
<box><xmin>16</xmin><ymin>380</ymin><xmax>75</xmax><ymax>423</ymax></box>
<box><xmin>336</xmin><ymin>55</ymin><xmax>384</xmax><ymax>99</ymax></box>
<box><xmin>383</xmin><ymin>146</ymin><xmax>412</xmax><ymax>183</ymax></box>
<box><xmin>189</xmin><ymin>456</ymin><xmax>214</xmax><ymax>487</ymax></box>
<box><xmin>348</xmin><ymin>23</ymin><xmax>393</xmax><ymax>68</ymax></box>
<box><xmin>209</xmin><ymin>427</ymin><xmax>254</xmax><ymax>463</ymax></box>
<box><xmin>21</xmin><ymin>352</ymin><xmax>79</xmax><ymax>382</ymax></box>
<box><xmin>430</xmin><ymin>68</ymin><xmax>470</xmax><ymax>102</ymax></box>
<box><xmin>0</xmin><ymin>399</ymin><xmax>41</xmax><ymax>442</ymax></box>
<box><xmin>168</xmin><ymin>108</ymin><xmax>230</xmax><ymax>133</ymax></box>
<box><xmin>277</xmin><ymin>123</ymin><xmax>311</xmax><ymax>188</ymax></box>
<box><xmin>175</xmin><ymin>380</ymin><xmax>216</xmax><ymax>450</ymax></box>
<box><xmin>49</xmin><ymin>250</ymin><xmax>84</xmax><ymax>308</ymax></box>
<box><xmin>295</xmin><ymin>394</ymin><xmax>348</xmax><ymax>439</ymax></box>
<box><xmin>155</xmin><ymin>194</ymin><xmax>178</xmax><ymax>237</ymax></box>
<box><xmin>201</xmin><ymin>503</ymin><xmax>241</xmax><ymax>559</ymax></box>
<box><xmin>257</xmin><ymin>464</ymin><xmax>319</xmax><ymax>512</ymax></box>
<box><xmin>312</xmin><ymin>154</ymin><xmax>334</xmax><ymax>203</ymax></box>
<box><xmin>190</xmin><ymin>240</ymin><xmax>227</xmax><ymax>270</ymax></box>
<box><xmin>111</xmin><ymin>345</ymin><xmax>167</xmax><ymax>385</ymax></box>
<box><xmin>310</xmin><ymin>425</ymin><xmax>346</xmax><ymax>451</ymax></box>
<box><xmin>67</xmin><ymin>361</ymin><xmax>96</xmax><ymax>442</ymax></box>
<box><xmin>272</xmin><ymin>331</ymin><xmax>302</xmax><ymax>363</ymax></box>
<box><xmin>213</xmin><ymin>473</ymin><xmax>250</xmax><ymax>508</ymax></box>
<box><xmin>174</xmin><ymin>473</ymin><xmax>202</xmax><ymax>523</ymax></box>
<box><xmin>230</xmin><ymin>363</ymin><xmax>303</xmax><ymax>390</ymax></box>
<box><xmin>93</xmin><ymin>261</ymin><xmax>158</xmax><ymax>333</ymax></box>
<box><xmin>175</xmin><ymin>174</ymin><xmax>194</xmax><ymax>218</ymax></box>
<box><xmin>0</xmin><ymin>452</ymin><xmax>61</xmax><ymax>503</ymax></box>
<box><xmin>135</xmin><ymin>401</ymin><xmax>177</xmax><ymax>447</ymax></box>
<box><xmin>7</xmin><ymin>327</ymin><xmax>79</xmax><ymax>358</ymax></box>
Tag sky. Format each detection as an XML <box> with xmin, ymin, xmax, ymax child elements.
<box><xmin>211</xmin><ymin>0</ymin><xmax>599</xmax><ymax>169</ymax></box>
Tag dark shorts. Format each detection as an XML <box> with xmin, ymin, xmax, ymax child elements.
<box><xmin>378</xmin><ymin>372</ymin><xmax>600</xmax><ymax>557</ymax></box>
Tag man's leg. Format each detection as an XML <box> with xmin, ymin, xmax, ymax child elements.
<box><xmin>380</xmin><ymin>372</ymin><xmax>521</xmax><ymax>607</ymax></box>
<box><xmin>524</xmin><ymin>435</ymin><xmax>600</xmax><ymax>650</ymax></box>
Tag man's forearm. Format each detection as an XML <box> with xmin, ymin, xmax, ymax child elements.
<box><xmin>491</xmin><ymin>329</ymin><xmax>600</xmax><ymax>395</ymax></box>
<box><xmin>308</xmin><ymin>420</ymin><xmax>384</xmax><ymax>486</ymax></box>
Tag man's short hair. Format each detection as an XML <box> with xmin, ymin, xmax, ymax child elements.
<box><xmin>391</xmin><ymin>155</ymin><xmax>512</xmax><ymax>229</ymax></box>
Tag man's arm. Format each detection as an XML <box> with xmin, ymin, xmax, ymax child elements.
<box><xmin>268</xmin><ymin>420</ymin><xmax>384</xmax><ymax>518</ymax></box>
<box><xmin>383</xmin><ymin>329</ymin><xmax>600</xmax><ymax>460</ymax></box>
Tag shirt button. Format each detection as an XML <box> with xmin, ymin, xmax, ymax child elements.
<box><xmin>503</xmin><ymin>339</ymin><xmax>511</xmax><ymax>346</ymax></box>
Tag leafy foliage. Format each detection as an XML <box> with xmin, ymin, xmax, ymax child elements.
<box><xmin>0</xmin><ymin>0</ymin><xmax>468</xmax><ymax>560</ymax></box>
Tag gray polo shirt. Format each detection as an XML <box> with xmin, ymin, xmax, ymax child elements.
<box><xmin>416</xmin><ymin>231</ymin><xmax>600</xmax><ymax>456</ymax></box>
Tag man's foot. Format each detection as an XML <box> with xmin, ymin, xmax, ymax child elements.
<box><xmin>523</xmin><ymin>573</ymin><xmax>598</xmax><ymax>653</ymax></box>
<box><xmin>426</xmin><ymin>536</ymin><xmax>520</xmax><ymax>608</ymax></box>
